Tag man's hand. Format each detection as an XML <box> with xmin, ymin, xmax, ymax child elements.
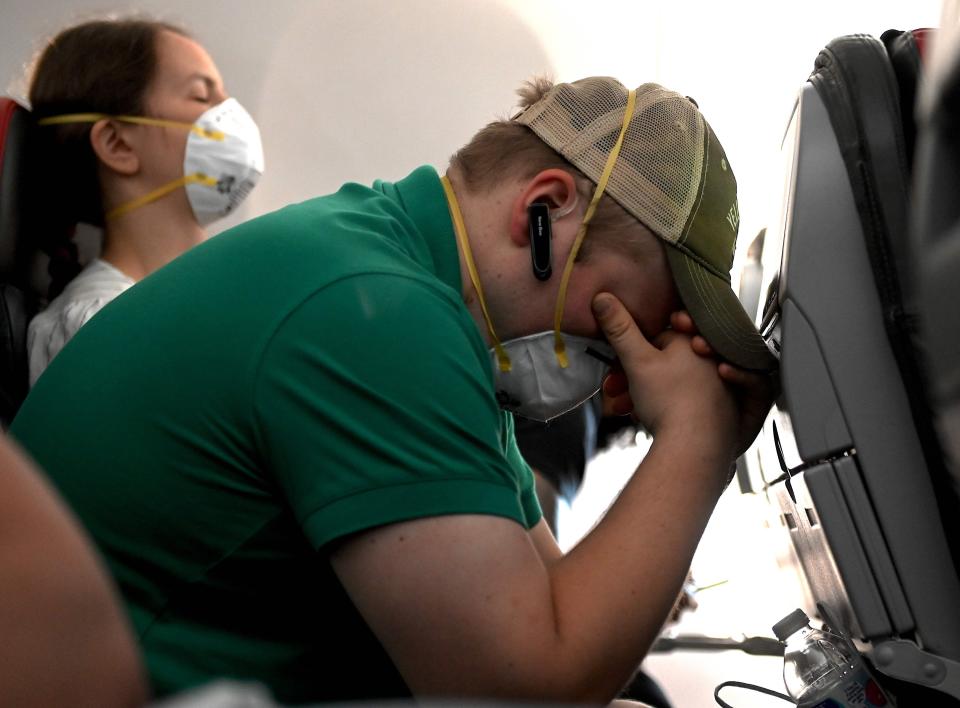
<box><xmin>670</xmin><ymin>310</ymin><xmax>779</xmax><ymax>457</ymax></box>
<box><xmin>593</xmin><ymin>293</ymin><xmax>740</xmax><ymax>466</ymax></box>
<box><xmin>329</xmin><ymin>297</ymin><xmax>752</xmax><ymax>705</ymax></box>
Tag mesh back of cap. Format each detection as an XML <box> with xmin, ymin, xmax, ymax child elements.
<box><xmin>515</xmin><ymin>79</ymin><xmax>706</xmax><ymax>246</ymax></box>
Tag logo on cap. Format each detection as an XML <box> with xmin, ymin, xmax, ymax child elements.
<box><xmin>726</xmin><ymin>200</ymin><xmax>740</xmax><ymax>233</ymax></box>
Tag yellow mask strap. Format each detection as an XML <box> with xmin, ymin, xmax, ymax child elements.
<box><xmin>38</xmin><ymin>113</ymin><xmax>226</xmax><ymax>141</ymax></box>
<box><xmin>440</xmin><ymin>175</ymin><xmax>512</xmax><ymax>372</ymax></box>
<box><xmin>105</xmin><ymin>173</ymin><xmax>218</xmax><ymax>221</ymax></box>
<box><xmin>38</xmin><ymin>113</ymin><xmax>223</xmax><ymax>221</ymax></box>
<box><xmin>553</xmin><ymin>88</ymin><xmax>637</xmax><ymax>368</ymax></box>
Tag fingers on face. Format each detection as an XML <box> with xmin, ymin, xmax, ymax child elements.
<box><xmin>652</xmin><ymin>328</ymin><xmax>688</xmax><ymax>349</ymax></box>
<box><xmin>605</xmin><ymin>393</ymin><xmax>635</xmax><ymax>417</ymax></box>
<box><xmin>592</xmin><ymin>293</ymin><xmax>653</xmax><ymax>360</ymax></box>
<box><xmin>670</xmin><ymin>310</ymin><xmax>696</xmax><ymax>333</ymax></box>
<box><xmin>603</xmin><ymin>368</ymin><xmax>629</xmax><ymax>395</ymax></box>
<box><xmin>601</xmin><ymin>367</ymin><xmax>633</xmax><ymax>416</ymax></box>
<box><xmin>718</xmin><ymin>362</ymin><xmax>774</xmax><ymax>390</ymax></box>
<box><xmin>691</xmin><ymin>335</ymin><xmax>714</xmax><ymax>357</ymax></box>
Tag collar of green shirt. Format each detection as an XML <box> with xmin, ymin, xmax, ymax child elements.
<box><xmin>381</xmin><ymin>165</ymin><xmax>462</xmax><ymax>294</ymax></box>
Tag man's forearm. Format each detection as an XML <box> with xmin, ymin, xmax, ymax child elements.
<box><xmin>330</xmin><ymin>430</ymin><xmax>733</xmax><ymax>703</ymax></box>
<box><xmin>543</xmin><ymin>426</ymin><xmax>730</xmax><ymax>702</ymax></box>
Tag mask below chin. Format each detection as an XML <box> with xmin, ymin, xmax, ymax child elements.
<box><xmin>491</xmin><ymin>332</ymin><xmax>614</xmax><ymax>422</ymax></box>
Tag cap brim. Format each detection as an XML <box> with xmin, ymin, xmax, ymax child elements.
<box><xmin>666</xmin><ymin>247</ymin><xmax>778</xmax><ymax>372</ymax></box>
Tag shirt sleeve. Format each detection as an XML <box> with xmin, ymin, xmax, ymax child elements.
<box><xmin>503</xmin><ymin>414</ymin><xmax>543</xmax><ymax>525</ymax></box>
<box><xmin>253</xmin><ymin>273</ymin><xmax>539</xmax><ymax>549</ymax></box>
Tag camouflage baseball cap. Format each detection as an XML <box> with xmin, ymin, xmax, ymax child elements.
<box><xmin>514</xmin><ymin>78</ymin><xmax>777</xmax><ymax>371</ymax></box>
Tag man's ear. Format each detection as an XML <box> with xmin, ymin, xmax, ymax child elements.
<box><xmin>89</xmin><ymin>119</ymin><xmax>140</xmax><ymax>176</ymax></box>
<box><xmin>508</xmin><ymin>168</ymin><xmax>579</xmax><ymax>248</ymax></box>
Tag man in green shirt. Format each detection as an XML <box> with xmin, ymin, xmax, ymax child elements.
<box><xmin>12</xmin><ymin>77</ymin><xmax>775</xmax><ymax>704</ymax></box>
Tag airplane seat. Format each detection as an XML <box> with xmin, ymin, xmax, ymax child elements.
<box><xmin>0</xmin><ymin>97</ymin><xmax>61</xmax><ymax>427</ymax></box>
<box><xmin>881</xmin><ymin>28</ymin><xmax>935</xmax><ymax>168</ymax></box>
<box><xmin>912</xmin><ymin>7</ymin><xmax>960</xmax><ymax>635</ymax></box>
<box><xmin>746</xmin><ymin>29</ymin><xmax>960</xmax><ymax>703</ymax></box>
<box><xmin>0</xmin><ymin>98</ymin><xmax>37</xmax><ymax>427</ymax></box>
<box><xmin>904</xmin><ymin>19</ymin><xmax>960</xmax><ymax>610</ymax></box>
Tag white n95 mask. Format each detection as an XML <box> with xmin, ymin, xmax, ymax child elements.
<box><xmin>182</xmin><ymin>97</ymin><xmax>264</xmax><ymax>226</ymax></box>
<box><xmin>493</xmin><ymin>332</ymin><xmax>614</xmax><ymax>421</ymax></box>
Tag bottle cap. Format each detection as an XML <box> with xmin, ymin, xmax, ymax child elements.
<box><xmin>773</xmin><ymin>608</ymin><xmax>810</xmax><ymax>641</ymax></box>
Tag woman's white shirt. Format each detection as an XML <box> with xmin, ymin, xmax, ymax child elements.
<box><xmin>27</xmin><ymin>259</ymin><xmax>135</xmax><ymax>386</ymax></box>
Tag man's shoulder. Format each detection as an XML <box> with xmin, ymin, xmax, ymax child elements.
<box><xmin>255</xmin><ymin>270</ymin><xmax>491</xmax><ymax>420</ymax></box>
<box><xmin>239</xmin><ymin>178</ymin><xmax>409</xmax><ymax>236</ymax></box>
<box><xmin>233</xmin><ymin>166</ymin><xmax>444</xmax><ymax>254</ymax></box>
<box><xmin>265</xmin><ymin>268</ymin><xmax>477</xmax><ymax>357</ymax></box>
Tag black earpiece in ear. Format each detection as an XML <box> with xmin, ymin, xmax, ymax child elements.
<box><xmin>528</xmin><ymin>202</ymin><xmax>552</xmax><ymax>281</ymax></box>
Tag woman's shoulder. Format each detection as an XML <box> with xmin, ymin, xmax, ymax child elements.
<box><xmin>65</xmin><ymin>259</ymin><xmax>135</xmax><ymax>296</ymax></box>
<box><xmin>27</xmin><ymin>260</ymin><xmax>135</xmax><ymax>370</ymax></box>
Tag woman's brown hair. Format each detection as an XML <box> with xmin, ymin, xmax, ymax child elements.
<box><xmin>27</xmin><ymin>18</ymin><xmax>188</xmax><ymax>294</ymax></box>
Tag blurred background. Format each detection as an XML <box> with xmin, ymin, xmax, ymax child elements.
<box><xmin>0</xmin><ymin>1</ymin><xmax>945</xmax><ymax>704</ymax></box>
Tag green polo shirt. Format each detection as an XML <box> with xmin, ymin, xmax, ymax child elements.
<box><xmin>11</xmin><ymin>165</ymin><xmax>541</xmax><ymax>704</ymax></box>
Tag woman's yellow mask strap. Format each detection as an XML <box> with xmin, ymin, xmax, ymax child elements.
<box><xmin>37</xmin><ymin>113</ymin><xmax>226</xmax><ymax>141</ymax></box>
<box><xmin>37</xmin><ymin>112</ymin><xmax>225</xmax><ymax>221</ymax></box>
<box><xmin>105</xmin><ymin>173</ymin><xmax>218</xmax><ymax>220</ymax></box>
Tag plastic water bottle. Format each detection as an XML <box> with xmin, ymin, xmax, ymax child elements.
<box><xmin>773</xmin><ymin>608</ymin><xmax>894</xmax><ymax>707</ymax></box>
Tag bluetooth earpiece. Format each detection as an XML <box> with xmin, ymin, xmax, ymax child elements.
<box><xmin>527</xmin><ymin>196</ymin><xmax>578</xmax><ymax>282</ymax></box>
<box><xmin>528</xmin><ymin>202</ymin><xmax>552</xmax><ymax>281</ymax></box>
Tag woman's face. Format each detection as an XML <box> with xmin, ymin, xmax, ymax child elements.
<box><xmin>135</xmin><ymin>30</ymin><xmax>227</xmax><ymax>220</ymax></box>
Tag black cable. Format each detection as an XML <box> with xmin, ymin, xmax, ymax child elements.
<box><xmin>714</xmin><ymin>680</ymin><xmax>795</xmax><ymax>707</ymax></box>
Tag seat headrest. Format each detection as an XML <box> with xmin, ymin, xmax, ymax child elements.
<box><xmin>0</xmin><ymin>98</ymin><xmax>31</xmax><ymax>285</ymax></box>
<box><xmin>882</xmin><ymin>29</ymin><xmax>936</xmax><ymax>168</ymax></box>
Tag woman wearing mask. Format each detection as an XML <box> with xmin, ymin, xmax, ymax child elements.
<box><xmin>26</xmin><ymin>17</ymin><xmax>263</xmax><ymax>385</ymax></box>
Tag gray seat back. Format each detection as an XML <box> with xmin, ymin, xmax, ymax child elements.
<box><xmin>750</xmin><ymin>31</ymin><xmax>960</xmax><ymax>703</ymax></box>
